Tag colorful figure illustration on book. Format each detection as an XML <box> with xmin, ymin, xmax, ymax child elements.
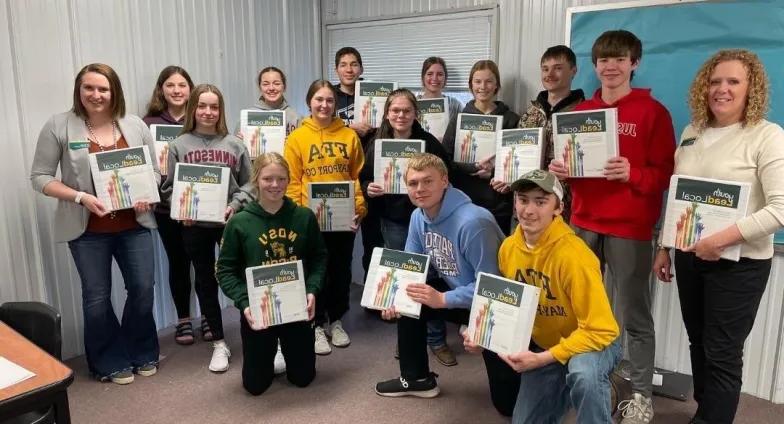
<box><xmin>177</xmin><ymin>182</ymin><xmax>200</xmax><ymax>220</ymax></box>
<box><xmin>106</xmin><ymin>170</ymin><xmax>132</xmax><ymax>209</ymax></box>
<box><xmin>373</xmin><ymin>268</ymin><xmax>400</xmax><ymax>309</ymax></box>
<box><xmin>562</xmin><ymin>134</ymin><xmax>584</xmax><ymax>176</ymax></box>
<box><xmin>315</xmin><ymin>198</ymin><xmax>333</xmax><ymax>231</ymax></box>
<box><xmin>259</xmin><ymin>286</ymin><xmax>283</xmax><ymax>327</ymax></box>
<box><xmin>502</xmin><ymin>147</ymin><xmax>521</xmax><ymax>182</ymax></box>
<box><xmin>361</xmin><ymin>98</ymin><xmax>373</xmax><ymax>126</ymax></box>
<box><xmin>158</xmin><ymin>144</ymin><xmax>169</xmax><ymax>175</ymax></box>
<box><xmin>472</xmin><ymin>299</ymin><xmax>495</xmax><ymax>347</ymax></box>
<box><xmin>383</xmin><ymin>158</ymin><xmax>403</xmax><ymax>193</ymax></box>
<box><xmin>675</xmin><ymin>202</ymin><xmax>704</xmax><ymax>248</ymax></box>
<box><xmin>248</xmin><ymin>127</ymin><xmax>266</xmax><ymax>157</ymax></box>
<box><xmin>459</xmin><ymin>130</ymin><xmax>478</xmax><ymax>162</ymax></box>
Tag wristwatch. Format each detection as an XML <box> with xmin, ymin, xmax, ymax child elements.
<box><xmin>656</xmin><ymin>242</ymin><xmax>670</xmax><ymax>252</ymax></box>
<box><xmin>74</xmin><ymin>191</ymin><xmax>85</xmax><ymax>204</ymax></box>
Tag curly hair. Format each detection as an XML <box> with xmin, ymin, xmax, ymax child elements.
<box><xmin>688</xmin><ymin>49</ymin><xmax>769</xmax><ymax>131</ymax></box>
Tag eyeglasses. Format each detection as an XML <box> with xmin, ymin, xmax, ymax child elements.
<box><xmin>388</xmin><ymin>108</ymin><xmax>414</xmax><ymax>116</ymax></box>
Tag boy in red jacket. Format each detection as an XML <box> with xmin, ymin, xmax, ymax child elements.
<box><xmin>549</xmin><ymin>30</ymin><xmax>675</xmax><ymax>424</ymax></box>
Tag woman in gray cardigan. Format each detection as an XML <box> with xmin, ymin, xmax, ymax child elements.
<box><xmin>30</xmin><ymin>63</ymin><xmax>161</xmax><ymax>385</ymax></box>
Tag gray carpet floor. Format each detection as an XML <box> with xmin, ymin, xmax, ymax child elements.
<box><xmin>65</xmin><ymin>285</ymin><xmax>784</xmax><ymax>423</ymax></box>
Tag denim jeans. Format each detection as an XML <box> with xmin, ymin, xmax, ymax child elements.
<box><xmin>512</xmin><ymin>340</ymin><xmax>622</xmax><ymax>424</ymax></box>
<box><xmin>68</xmin><ymin>227</ymin><xmax>159</xmax><ymax>378</ymax></box>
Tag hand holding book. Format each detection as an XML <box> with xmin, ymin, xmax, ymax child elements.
<box><xmin>498</xmin><ymin>349</ymin><xmax>556</xmax><ymax>373</ymax></box>
<box><xmin>603</xmin><ymin>156</ymin><xmax>630</xmax><ymax>182</ymax></box>
<box><xmin>366</xmin><ymin>182</ymin><xmax>385</xmax><ymax>198</ymax></box>
<box><xmin>548</xmin><ymin>159</ymin><xmax>569</xmax><ymax>180</ymax></box>
<box><xmin>405</xmin><ymin>283</ymin><xmax>446</xmax><ymax>309</ymax></box>
<box><xmin>462</xmin><ymin>328</ymin><xmax>483</xmax><ymax>354</ymax></box>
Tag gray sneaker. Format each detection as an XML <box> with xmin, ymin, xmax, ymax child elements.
<box><xmin>314</xmin><ymin>326</ymin><xmax>332</xmax><ymax>355</ymax></box>
<box><xmin>618</xmin><ymin>392</ymin><xmax>654</xmax><ymax>423</ymax></box>
<box><xmin>329</xmin><ymin>320</ymin><xmax>350</xmax><ymax>347</ymax></box>
<box><xmin>108</xmin><ymin>370</ymin><xmax>134</xmax><ymax>385</ymax></box>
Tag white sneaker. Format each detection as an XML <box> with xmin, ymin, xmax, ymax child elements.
<box><xmin>329</xmin><ymin>320</ymin><xmax>351</xmax><ymax>347</ymax></box>
<box><xmin>314</xmin><ymin>326</ymin><xmax>332</xmax><ymax>355</ymax></box>
<box><xmin>273</xmin><ymin>343</ymin><xmax>286</xmax><ymax>375</ymax></box>
<box><xmin>618</xmin><ymin>392</ymin><xmax>654</xmax><ymax>424</ymax></box>
<box><xmin>209</xmin><ymin>341</ymin><xmax>231</xmax><ymax>372</ymax></box>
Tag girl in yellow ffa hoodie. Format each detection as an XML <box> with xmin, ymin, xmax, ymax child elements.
<box><xmin>284</xmin><ymin>79</ymin><xmax>367</xmax><ymax>355</ymax></box>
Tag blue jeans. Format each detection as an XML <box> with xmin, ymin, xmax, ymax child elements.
<box><xmin>513</xmin><ymin>340</ymin><xmax>621</xmax><ymax>424</ymax></box>
<box><xmin>68</xmin><ymin>227</ymin><xmax>159</xmax><ymax>378</ymax></box>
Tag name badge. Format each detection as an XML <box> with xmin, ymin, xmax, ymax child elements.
<box><xmin>68</xmin><ymin>140</ymin><xmax>90</xmax><ymax>150</ymax></box>
<box><xmin>680</xmin><ymin>137</ymin><xmax>696</xmax><ymax>147</ymax></box>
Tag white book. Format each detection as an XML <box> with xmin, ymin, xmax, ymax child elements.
<box><xmin>661</xmin><ymin>175</ymin><xmax>751</xmax><ymax>261</ymax></box>
<box><xmin>454</xmin><ymin>113</ymin><xmax>502</xmax><ymax>163</ymax></box>
<box><xmin>0</xmin><ymin>356</ymin><xmax>35</xmax><ymax>390</ymax></box>
<box><xmin>240</xmin><ymin>109</ymin><xmax>287</xmax><ymax>157</ymax></box>
<box><xmin>170</xmin><ymin>163</ymin><xmax>230</xmax><ymax>223</ymax></box>
<box><xmin>373</xmin><ymin>139</ymin><xmax>425</xmax><ymax>194</ymax></box>
<box><xmin>149</xmin><ymin>124</ymin><xmax>182</xmax><ymax>176</ymax></box>
<box><xmin>467</xmin><ymin>272</ymin><xmax>541</xmax><ymax>356</ymax></box>
<box><xmin>494</xmin><ymin>128</ymin><xmax>545</xmax><ymax>183</ymax></box>
<box><xmin>552</xmin><ymin>108</ymin><xmax>619</xmax><ymax>177</ymax></box>
<box><xmin>354</xmin><ymin>81</ymin><xmax>398</xmax><ymax>128</ymax></box>
<box><xmin>417</xmin><ymin>98</ymin><xmax>448</xmax><ymax>141</ymax></box>
<box><xmin>307</xmin><ymin>181</ymin><xmax>355</xmax><ymax>232</ymax></box>
<box><xmin>360</xmin><ymin>248</ymin><xmax>430</xmax><ymax>319</ymax></box>
<box><xmin>88</xmin><ymin>145</ymin><xmax>160</xmax><ymax>211</ymax></box>
<box><xmin>245</xmin><ymin>260</ymin><xmax>308</xmax><ymax>327</ymax></box>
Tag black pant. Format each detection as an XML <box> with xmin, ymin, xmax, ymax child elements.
<box><xmin>360</xmin><ymin>204</ymin><xmax>384</xmax><ymax>280</ymax></box>
<box><xmin>674</xmin><ymin>251</ymin><xmax>771</xmax><ymax>424</ymax></box>
<box><xmin>315</xmin><ymin>231</ymin><xmax>356</xmax><ymax>326</ymax></box>
<box><xmin>155</xmin><ymin>212</ymin><xmax>193</xmax><ymax>319</ymax></box>
<box><xmin>397</xmin><ymin>278</ymin><xmax>520</xmax><ymax>417</ymax></box>
<box><xmin>181</xmin><ymin>226</ymin><xmax>225</xmax><ymax>340</ymax></box>
<box><xmin>240</xmin><ymin>315</ymin><xmax>315</xmax><ymax>395</ymax></box>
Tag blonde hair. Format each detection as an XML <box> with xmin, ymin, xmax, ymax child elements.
<box><xmin>688</xmin><ymin>49</ymin><xmax>769</xmax><ymax>131</ymax></box>
<box><xmin>405</xmin><ymin>153</ymin><xmax>448</xmax><ymax>180</ymax></box>
<box><xmin>251</xmin><ymin>152</ymin><xmax>290</xmax><ymax>193</ymax></box>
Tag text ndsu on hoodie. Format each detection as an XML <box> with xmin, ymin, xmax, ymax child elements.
<box><xmin>216</xmin><ymin>197</ymin><xmax>327</xmax><ymax>311</ymax></box>
<box><xmin>284</xmin><ymin>117</ymin><xmax>367</xmax><ymax>218</ymax></box>
<box><xmin>569</xmin><ymin>88</ymin><xmax>675</xmax><ymax>240</ymax></box>
<box><xmin>498</xmin><ymin>216</ymin><xmax>619</xmax><ymax>364</ymax></box>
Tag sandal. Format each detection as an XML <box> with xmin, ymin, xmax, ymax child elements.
<box><xmin>200</xmin><ymin>319</ymin><xmax>214</xmax><ymax>341</ymax></box>
<box><xmin>174</xmin><ymin>321</ymin><xmax>195</xmax><ymax>345</ymax></box>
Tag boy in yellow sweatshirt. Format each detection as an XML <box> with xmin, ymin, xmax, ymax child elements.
<box><xmin>467</xmin><ymin>169</ymin><xmax>620</xmax><ymax>423</ymax></box>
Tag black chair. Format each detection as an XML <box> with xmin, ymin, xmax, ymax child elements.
<box><xmin>0</xmin><ymin>301</ymin><xmax>63</xmax><ymax>424</ymax></box>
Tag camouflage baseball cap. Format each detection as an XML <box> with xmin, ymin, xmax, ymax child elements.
<box><xmin>510</xmin><ymin>169</ymin><xmax>563</xmax><ymax>201</ymax></box>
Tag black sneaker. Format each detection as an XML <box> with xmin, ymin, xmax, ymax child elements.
<box><xmin>375</xmin><ymin>372</ymin><xmax>439</xmax><ymax>398</ymax></box>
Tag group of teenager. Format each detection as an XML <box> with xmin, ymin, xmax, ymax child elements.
<box><xmin>29</xmin><ymin>26</ymin><xmax>784</xmax><ymax>424</ymax></box>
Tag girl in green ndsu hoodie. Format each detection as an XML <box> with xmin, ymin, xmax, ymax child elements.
<box><xmin>216</xmin><ymin>152</ymin><xmax>327</xmax><ymax>395</ymax></box>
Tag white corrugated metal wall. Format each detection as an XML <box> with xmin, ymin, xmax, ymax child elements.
<box><xmin>3</xmin><ymin>0</ymin><xmax>782</xmax><ymax>402</ymax></box>
<box><xmin>321</xmin><ymin>0</ymin><xmax>784</xmax><ymax>403</ymax></box>
<box><xmin>0</xmin><ymin>0</ymin><xmax>321</xmax><ymax>359</ymax></box>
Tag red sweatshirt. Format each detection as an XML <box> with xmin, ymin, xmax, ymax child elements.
<box><xmin>569</xmin><ymin>88</ymin><xmax>675</xmax><ymax>240</ymax></box>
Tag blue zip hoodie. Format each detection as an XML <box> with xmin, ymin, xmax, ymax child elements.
<box><xmin>405</xmin><ymin>186</ymin><xmax>504</xmax><ymax>309</ymax></box>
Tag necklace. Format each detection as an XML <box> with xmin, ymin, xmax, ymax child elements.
<box><xmin>85</xmin><ymin>119</ymin><xmax>117</xmax><ymax>151</ymax></box>
<box><xmin>85</xmin><ymin>119</ymin><xmax>118</xmax><ymax>219</ymax></box>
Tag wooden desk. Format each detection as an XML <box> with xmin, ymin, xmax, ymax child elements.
<box><xmin>0</xmin><ymin>321</ymin><xmax>73</xmax><ymax>423</ymax></box>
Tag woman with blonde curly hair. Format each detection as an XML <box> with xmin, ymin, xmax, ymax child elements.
<box><xmin>653</xmin><ymin>49</ymin><xmax>784</xmax><ymax>424</ymax></box>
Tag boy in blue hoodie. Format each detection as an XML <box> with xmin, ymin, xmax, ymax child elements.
<box><xmin>374</xmin><ymin>153</ymin><xmax>520</xmax><ymax>417</ymax></box>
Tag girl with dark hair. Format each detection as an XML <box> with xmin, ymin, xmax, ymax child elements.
<box><xmin>417</xmin><ymin>57</ymin><xmax>463</xmax><ymax>141</ymax></box>
<box><xmin>142</xmin><ymin>66</ymin><xmax>199</xmax><ymax>345</ymax></box>
<box><xmin>234</xmin><ymin>66</ymin><xmax>301</xmax><ymax>137</ymax></box>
